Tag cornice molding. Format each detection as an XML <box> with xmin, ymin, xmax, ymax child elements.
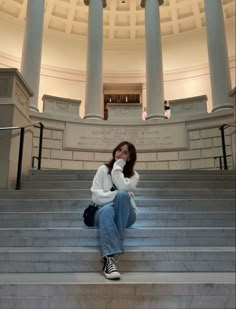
<box><xmin>84</xmin><ymin>0</ymin><xmax>107</xmax><ymax>8</ymax></box>
<box><xmin>140</xmin><ymin>0</ymin><xmax>164</xmax><ymax>9</ymax></box>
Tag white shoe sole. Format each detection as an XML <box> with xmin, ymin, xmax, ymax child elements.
<box><xmin>104</xmin><ymin>271</ymin><xmax>121</xmax><ymax>280</ymax></box>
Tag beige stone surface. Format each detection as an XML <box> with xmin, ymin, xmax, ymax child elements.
<box><xmin>0</xmin><ymin>69</ymin><xmax>33</xmax><ymax>188</ymax></box>
<box><xmin>179</xmin><ymin>150</ymin><xmax>201</xmax><ymax>160</ymax></box>
<box><xmin>135</xmin><ymin>162</ymin><xmax>147</xmax><ymax>170</ymax></box>
<box><xmin>189</xmin><ymin>130</ymin><xmax>200</xmax><ymax>140</ymax></box>
<box><xmin>61</xmin><ymin>160</ymin><xmax>83</xmax><ymax>170</ymax></box>
<box><xmin>29</xmin><ymin>108</ymin><xmax>234</xmax><ymax>171</ymax></box>
<box><xmin>73</xmin><ymin>152</ymin><xmax>94</xmax><ymax>161</ymax></box>
<box><xmin>169</xmin><ymin>160</ymin><xmax>191</xmax><ymax>170</ymax></box>
<box><xmin>51</xmin><ymin>150</ymin><xmax>72</xmax><ymax>160</ymax></box>
<box><xmin>64</xmin><ymin>122</ymin><xmax>187</xmax><ymax>152</ymax></box>
<box><xmin>41</xmin><ymin>159</ymin><xmax>61</xmax><ymax>169</ymax></box>
<box><xmin>52</xmin><ymin>130</ymin><xmax>63</xmax><ymax>140</ymax></box>
<box><xmin>134</xmin><ymin>153</ymin><xmax>157</xmax><ymax>162</ymax></box>
<box><xmin>191</xmin><ymin>158</ymin><xmax>215</xmax><ymax>169</ymax></box>
<box><xmin>190</xmin><ymin>138</ymin><xmax>213</xmax><ymax>150</ymax></box>
<box><xmin>201</xmin><ymin>128</ymin><xmax>221</xmax><ymax>138</ymax></box>
<box><xmin>83</xmin><ymin>161</ymin><xmax>104</xmax><ymax>170</ymax></box>
<box><xmin>43</xmin><ymin>139</ymin><xmax>63</xmax><ymax>150</ymax></box>
<box><xmin>147</xmin><ymin>161</ymin><xmax>169</xmax><ymax>170</ymax></box>
<box><xmin>94</xmin><ymin>152</ymin><xmax>112</xmax><ymax>162</ymax></box>
<box><xmin>158</xmin><ymin>152</ymin><xmax>178</xmax><ymax>161</ymax></box>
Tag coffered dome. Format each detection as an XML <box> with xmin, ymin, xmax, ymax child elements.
<box><xmin>0</xmin><ymin>0</ymin><xmax>235</xmax><ymax>41</ymax></box>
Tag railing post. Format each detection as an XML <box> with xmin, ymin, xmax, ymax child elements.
<box><xmin>219</xmin><ymin>157</ymin><xmax>223</xmax><ymax>170</ymax></box>
<box><xmin>38</xmin><ymin>123</ymin><xmax>44</xmax><ymax>170</ymax></box>
<box><xmin>15</xmin><ymin>127</ymin><xmax>25</xmax><ymax>190</ymax></box>
<box><xmin>219</xmin><ymin>125</ymin><xmax>228</xmax><ymax>170</ymax></box>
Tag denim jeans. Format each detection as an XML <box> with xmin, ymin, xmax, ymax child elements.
<box><xmin>94</xmin><ymin>190</ymin><xmax>136</xmax><ymax>258</ymax></box>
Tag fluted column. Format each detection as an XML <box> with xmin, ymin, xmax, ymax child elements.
<box><xmin>141</xmin><ymin>0</ymin><xmax>165</xmax><ymax>120</ymax></box>
<box><xmin>21</xmin><ymin>0</ymin><xmax>45</xmax><ymax>111</ymax></box>
<box><xmin>204</xmin><ymin>0</ymin><xmax>233</xmax><ymax>112</ymax></box>
<box><xmin>84</xmin><ymin>0</ymin><xmax>106</xmax><ymax>119</ymax></box>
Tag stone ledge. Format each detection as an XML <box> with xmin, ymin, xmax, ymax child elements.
<box><xmin>42</xmin><ymin>95</ymin><xmax>81</xmax><ymax>120</ymax></box>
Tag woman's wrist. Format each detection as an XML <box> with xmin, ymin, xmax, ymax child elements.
<box><xmin>114</xmin><ymin>158</ymin><xmax>126</xmax><ymax>168</ymax></box>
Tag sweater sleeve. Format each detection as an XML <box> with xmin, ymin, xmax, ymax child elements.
<box><xmin>91</xmin><ymin>165</ymin><xmax>117</xmax><ymax>205</ymax></box>
<box><xmin>111</xmin><ymin>159</ymin><xmax>139</xmax><ymax>192</ymax></box>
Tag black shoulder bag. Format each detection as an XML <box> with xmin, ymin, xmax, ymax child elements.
<box><xmin>83</xmin><ymin>184</ymin><xmax>117</xmax><ymax>227</ymax></box>
<box><xmin>83</xmin><ymin>203</ymin><xmax>99</xmax><ymax>227</ymax></box>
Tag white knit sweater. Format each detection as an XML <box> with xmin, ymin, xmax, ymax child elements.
<box><xmin>91</xmin><ymin>159</ymin><xmax>139</xmax><ymax>212</ymax></box>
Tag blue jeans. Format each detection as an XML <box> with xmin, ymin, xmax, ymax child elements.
<box><xmin>94</xmin><ymin>190</ymin><xmax>136</xmax><ymax>258</ymax></box>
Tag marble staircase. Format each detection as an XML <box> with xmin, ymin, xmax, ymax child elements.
<box><xmin>0</xmin><ymin>169</ymin><xmax>235</xmax><ymax>309</ymax></box>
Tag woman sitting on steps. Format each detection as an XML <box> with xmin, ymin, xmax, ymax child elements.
<box><xmin>91</xmin><ymin>141</ymin><xmax>139</xmax><ymax>280</ymax></box>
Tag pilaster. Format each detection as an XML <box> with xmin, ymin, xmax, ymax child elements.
<box><xmin>0</xmin><ymin>69</ymin><xmax>33</xmax><ymax>188</ymax></box>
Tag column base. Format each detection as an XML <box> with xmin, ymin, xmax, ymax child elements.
<box><xmin>212</xmin><ymin>104</ymin><xmax>234</xmax><ymax>113</ymax></box>
<box><xmin>84</xmin><ymin>114</ymin><xmax>104</xmax><ymax>120</ymax></box>
<box><xmin>147</xmin><ymin>114</ymin><xmax>166</xmax><ymax>120</ymax></box>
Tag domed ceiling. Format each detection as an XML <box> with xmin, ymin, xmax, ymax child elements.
<box><xmin>0</xmin><ymin>0</ymin><xmax>235</xmax><ymax>40</ymax></box>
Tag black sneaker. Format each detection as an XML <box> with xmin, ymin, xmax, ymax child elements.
<box><xmin>103</xmin><ymin>256</ymin><xmax>121</xmax><ymax>280</ymax></box>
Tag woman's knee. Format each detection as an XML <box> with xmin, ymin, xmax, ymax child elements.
<box><xmin>115</xmin><ymin>189</ymin><xmax>129</xmax><ymax>201</ymax></box>
<box><xmin>99</xmin><ymin>204</ymin><xmax>114</xmax><ymax>218</ymax></box>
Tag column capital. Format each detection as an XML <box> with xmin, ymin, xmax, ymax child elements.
<box><xmin>140</xmin><ymin>0</ymin><xmax>164</xmax><ymax>8</ymax></box>
<box><xmin>84</xmin><ymin>0</ymin><xmax>107</xmax><ymax>8</ymax></box>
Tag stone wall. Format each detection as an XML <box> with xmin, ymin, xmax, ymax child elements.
<box><xmin>30</xmin><ymin>110</ymin><xmax>234</xmax><ymax>171</ymax></box>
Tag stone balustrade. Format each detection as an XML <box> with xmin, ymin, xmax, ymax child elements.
<box><xmin>30</xmin><ymin>107</ymin><xmax>234</xmax><ymax>171</ymax></box>
<box><xmin>42</xmin><ymin>95</ymin><xmax>81</xmax><ymax>120</ymax></box>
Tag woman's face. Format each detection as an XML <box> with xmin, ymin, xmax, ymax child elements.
<box><xmin>115</xmin><ymin>144</ymin><xmax>130</xmax><ymax>162</ymax></box>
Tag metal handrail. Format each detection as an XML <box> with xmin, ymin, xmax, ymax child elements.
<box><xmin>219</xmin><ymin>122</ymin><xmax>236</xmax><ymax>170</ymax></box>
<box><xmin>214</xmin><ymin>155</ymin><xmax>231</xmax><ymax>170</ymax></box>
<box><xmin>0</xmin><ymin>122</ymin><xmax>44</xmax><ymax>189</ymax></box>
<box><xmin>0</xmin><ymin>121</ymin><xmax>43</xmax><ymax>131</ymax></box>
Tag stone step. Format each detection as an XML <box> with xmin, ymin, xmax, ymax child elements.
<box><xmin>0</xmin><ymin>188</ymin><xmax>235</xmax><ymax>198</ymax></box>
<box><xmin>30</xmin><ymin>169</ymin><xmax>236</xmax><ymax>175</ymax></box>
<box><xmin>0</xmin><ymin>227</ymin><xmax>234</xmax><ymax>247</ymax></box>
<box><xmin>21</xmin><ymin>179</ymin><xmax>236</xmax><ymax>189</ymax></box>
<box><xmin>0</xmin><ymin>246</ymin><xmax>235</xmax><ymax>273</ymax></box>
<box><xmin>0</xmin><ymin>212</ymin><xmax>234</xmax><ymax>227</ymax></box>
<box><xmin>0</xmin><ymin>198</ymin><xmax>234</xmax><ymax>212</ymax></box>
<box><xmin>0</xmin><ymin>273</ymin><xmax>235</xmax><ymax>309</ymax></box>
<box><xmin>24</xmin><ymin>174</ymin><xmax>236</xmax><ymax>181</ymax></box>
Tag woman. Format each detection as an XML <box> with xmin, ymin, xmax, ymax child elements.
<box><xmin>91</xmin><ymin>141</ymin><xmax>139</xmax><ymax>280</ymax></box>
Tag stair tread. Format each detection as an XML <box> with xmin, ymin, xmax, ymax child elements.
<box><xmin>0</xmin><ymin>272</ymin><xmax>234</xmax><ymax>284</ymax></box>
<box><xmin>0</xmin><ymin>226</ymin><xmax>234</xmax><ymax>230</ymax></box>
<box><xmin>0</xmin><ymin>197</ymin><xmax>234</xmax><ymax>200</ymax></box>
<box><xmin>0</xmin><ymin>246</ymin><xmax>234</xmax><ymax>252</ymax></box>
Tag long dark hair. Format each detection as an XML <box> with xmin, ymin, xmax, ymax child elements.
<box><xmin>105</xmin><ymin>141</ymin><xmax>137</xmax><ymax>178</ymax></box>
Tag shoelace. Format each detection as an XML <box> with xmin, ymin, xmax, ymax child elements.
<box><xmin>105</xmin><ymin>257</ymin><xmax>118</xmax><ymax>274</ymax></box>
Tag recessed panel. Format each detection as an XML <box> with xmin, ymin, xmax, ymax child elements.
<box><xmin>115</xmin><ymin>14</ymin><xmax>130</xmax><ymax>26</ymax></box>
<box><xmin>114</xmin><ymin>29</ymin><xmax>130</xmax><ymax>39</ymax></box>
<box><xmin>48</xmin><ymin>18</ymin><xmax>67</xmax><ymax>32</ymax></box>
<box><xmin>177</xmin><ymin>5</ymin><xmax>194</xmax><ymax>20</ymax></box>
<box><xmin>52</xmin><ymin>5</ymin><xmax>69</xmax><ymax>19</ymax></box>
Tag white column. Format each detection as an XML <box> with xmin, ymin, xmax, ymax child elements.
<box><xmin>141</xmin><ymin>0</ymin><xmax>165</xmax><ymax>120</ymax></box>
<box><xmin>204</xmin><ymin>0</ymin><xmax>233</xmax><ymax>112</ymax></box>
<box><xmin>21</xmin><ymin>0</ymin><xmax>45</xmax><ymax>111</ymax></box>
<box><xmin>84</xmin><ymin>0</ymin><xmax>106</xmax><ymax>119</ymax></box>
<box><xmin>142</xmin><ymin>83</ymin><xmax>147</xmax><ymax>108</ymax></box>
